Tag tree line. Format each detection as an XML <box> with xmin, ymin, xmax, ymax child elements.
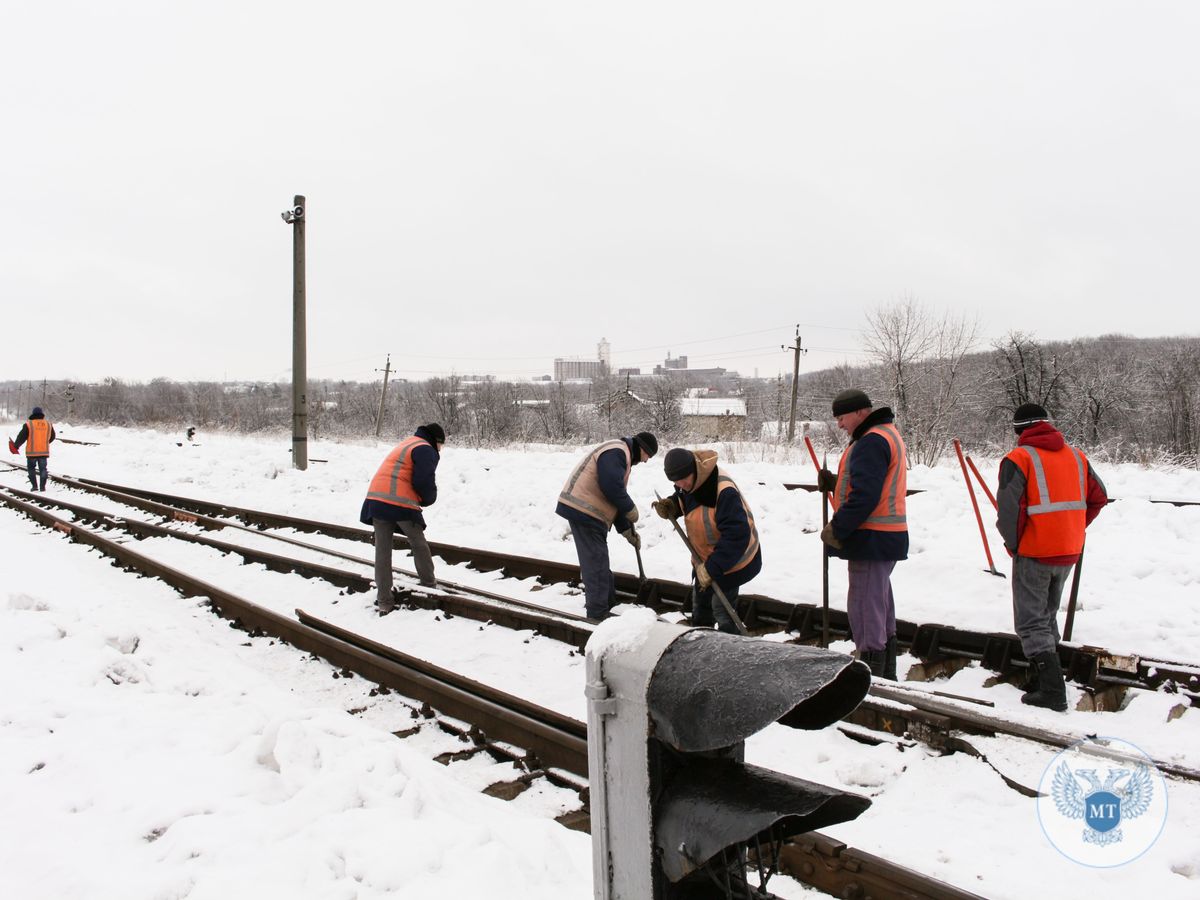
<box><xmin>4</xmin><ymin>306</ymin><xmax>1197</xmax><ymax>467</ymax></box>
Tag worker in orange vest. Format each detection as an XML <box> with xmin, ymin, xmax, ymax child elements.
<box><xmin>818</xmin><ymin>389</ymin><xmax>908</xmax><ymax>679</ymax></box>
<box><xmin>11</xmin><ymin>406</ymin><xmax>56</xmax><ymax>491</ymax></box>
<box><xmin>997</xmin><ymin>403</ymin><xmax>1107</xmax><ymax>711</ymax></box>
<box><xmin>653</xmin><ymin>447</ymin><xmax>762</xmax><ymax>634</ymax></box>
<box><xmin>360</xmin><ymin>423</ymin><xmax>445</xmax><ymax>613</ymax></box>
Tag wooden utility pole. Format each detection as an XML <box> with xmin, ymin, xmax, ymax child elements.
<box><xmin>374</xmin><ymin>354</ymin><xmax>393</xmax><ymax>437</ymax></box>
<box><xmin>282</xmin><ymin>195</ymin><xmax>308</xmax><ymax>470</ymax></box>
<box><xmin>782</xmin><ymin>325</ymin><xmax>807</xmax><ymax>442</ymax></box>
<box><xmin>41</xmin><ymin>378</ymin><xmax>48</xmax><ymax>405</ymax></box>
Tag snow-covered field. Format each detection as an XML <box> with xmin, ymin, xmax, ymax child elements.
<box><xmin>2</xmin><ymin>423</ymin><xmax>1198</xmax><ymax>898</ymax></box>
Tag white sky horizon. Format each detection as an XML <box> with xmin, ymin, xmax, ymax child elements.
<box><xmin>3</xmin><ymin>2</ymin><xmax>1199</xmax><ymax>385</ymax></box>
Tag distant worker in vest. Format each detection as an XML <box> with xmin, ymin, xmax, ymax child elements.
<box><xmin>652</xmin><ymin>447</ymin><xmax>762</xmax><ymax>634</ymax></box>
<box><xmin>556</xmin><ymin>432</ymin><xmax>658</xmax><ymax>621</ymax></box>
<box><xmin>10</xmin><ymin>406</ymin><xmax>56</xmax><ymax>492</ymax></box>
<box><xmin>360</xmin><ymin>423</ymin><xmax>445</xmax><ymax>613</ymax></box>
<box><xmin>996</xmin><ymin>403</ymin><xmax>1107</xmax><ymax>711</ymax></box>
<box><xmin>818</xmin><ymin>389</ymin><xmax>908</xmax><ymax>679</ymax></box>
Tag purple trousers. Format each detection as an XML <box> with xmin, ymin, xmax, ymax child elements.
<box><xmin>846</xmin><ymin>559</ymin><xmax>897</xmax><ymax>652</ymax></box>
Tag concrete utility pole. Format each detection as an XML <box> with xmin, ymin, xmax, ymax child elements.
<box><xmin>41</xmin><ymin>379</ymin><xmax>48</xmax><ymax>405</ymax></box>
<box><xmin>282</xmin><ymin>195</ymin><xmax>308</xmax><ymax>470</ymax></box>
<box><xmin>374</xmin><ymin>354</ymin><xmax>393</xmax><ymax>437</ymax></box>
<box><xmin>782</xmin><ymin>325</ymin><xmax>807</xmax><ymax>442</ymax></box>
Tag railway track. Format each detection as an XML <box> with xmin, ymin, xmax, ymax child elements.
<box><xmin>3</xmin><ymin>474</ymin><xmax>1198</xmax><ymax>789</ymax></box>
<box><xmin>0</xmin><ymin>484</ymin><xmax>989</xmax><ymax>900</ymax></box>
<box><xmin>24</xmin><ymin>468</ymin><xmax>1200</xmax><ymax>710</ymax></box>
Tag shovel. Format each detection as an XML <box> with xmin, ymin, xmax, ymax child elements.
<box><xmin>632</xmin><ymin>538</ymin><xmax>656</xmax><ymax>604</ymax></box>
<box><xmin>654</xmin><ymin>491</ymin><xmax>748</xmax><ymax>635</ymax></box>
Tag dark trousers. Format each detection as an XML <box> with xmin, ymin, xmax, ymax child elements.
<box><xmin>691</xmin><ymin>582</ymin><xmax>741</xmax><ymax>634</ymax></box>
<box><xmin>569</xmin><ymin>517</ymin><xmax>615</xmax><ymax>619</ymax></box>
<box><xmin>27</xmin><ymin>457</ymin><xmax>48</xmax><ymax>491</ymax></box>
<box><xmin>373</xmin><ymin>518</ymin><xmax>436</xmax><ymax>604</ymax></box>
<box><xmin>1012</xmin><ymin>555</ymin><xmax>1071</xmax><ymax>657</ymax></box>
<box><xmin>846</xmin><ymin>559</ymin><xmax>897</xmax><ymax>652</ymax></box>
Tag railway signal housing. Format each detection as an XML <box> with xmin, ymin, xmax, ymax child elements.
<box><xmin>586</xmin><ymin>618</ymin><xmax>872</xmax><ymax>898</ymax></box>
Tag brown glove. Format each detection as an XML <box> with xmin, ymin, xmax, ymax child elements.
<box><xmin>652</xmin><ymin>497</ymin><xmax>680</xmax><ymax>520</ymax></box>
<box><xmin>694</xmin><ymin>563</ymin><xmax>713</xmax><ymax>589</ymax></box>
<box><xmin>817</xmin><ymin>468</ymin><xmax>838</xmax><ymax>493</ymax></box>
<box><xmin>820</xmin><ymin>523</ymin><xmax>843</xmax><ymax>550</ymax></box>
<box><xmin>623</xmin><ymin>527</ymin><xmax>641</xmax><ymax>550</ymax></box>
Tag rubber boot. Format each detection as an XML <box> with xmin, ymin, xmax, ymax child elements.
<box><xmin>860</xmin><ymin>649</ymin><xmax>886</xmax><ymax>678</ymax></box>
<box><xmin>1022</xmin><ymin>651</ymin><xmax>1068</xmax><ymax>711</ymax></box>
<box><xmin>882</xmin><ymin>635</ymin><xmax>898</xmax><ymax>681</ymax></box>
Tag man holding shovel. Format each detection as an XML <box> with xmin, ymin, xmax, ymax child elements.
<box><xmin>818</xmin><ymin>389</ymin><xmax>908</xmax><ymax>679</ymax></box>
<box><xmin>652</xmin><ymin>447</ymin><xmax>761</xmax><ymax>634</ymax></box>
<box><xmin>556</xmin><ymin>432</ymin><xmax>658</xmax><ymax>621</ymax></box>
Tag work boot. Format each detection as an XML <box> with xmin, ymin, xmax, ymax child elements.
<box><xmin>882</xmin><ymin>635</ymin><xmax>898</xmax><ymax>681</ymax></box>
<box><xmin>859</xmin><ymin>649</ymin><xmax>886</xmax><ymax>678</ymax></box>
<box><xmin>1022</xmin><ymin>651</ymin><xmax>1068</xmax><ymax>711</ymax></box>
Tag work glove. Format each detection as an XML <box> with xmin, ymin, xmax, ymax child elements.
<box><xmin>625</xmin><ymin>505</ymin><xmax>639</xmax><ymax>524</ymax></box>
<box><xmin>820</xmin><ymin>523</ymin><xmax>843</xmax><ymax>550</ymax></box>
<box><xmin>652</xmin><ymin>496</ymin><xmax>680</xmax><ymax>520</ymax></box>
<box><xmin>817</xmin><ymin>468</ymin><xmax>837</xmax><ymax>493</ymax></box>
<box><xmin>623</xmin><ymin>527</ymin><xmax>641</xmax><ymax>550</ymax></box>
<box><xmin>694</xmin><ymin>563</ymin><xmax>713</xmax><ymax>590</ymax></box>
<box><xmin>7</xmin><ymin>438</ymin><xmax>16</xmax><ymax>455</ymax></box>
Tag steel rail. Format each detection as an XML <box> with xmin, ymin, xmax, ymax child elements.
<box><xmin>1</xmin><ymin>483</ymin><xmax>596</xmax><ymax>651</ymax></box>
<box><xmin>0</xmin><ymin>485</ymin><xmax>983</xmax><ymax>900</ymax></box>
<box><xmin>16</xmin><ymin>469</ymin><xmax>1200</xmax><ymax>702</ymax></box>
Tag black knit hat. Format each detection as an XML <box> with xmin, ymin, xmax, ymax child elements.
<box><xmin>663</xmin><ymin>447</ymin><xmax>696</xmax><ymax>481</ymax></box>
<box><xmin>1012</xmin><ymin>403</ymin><xmax>1049</xmax><ymax>434</ymax></box>
<box><xmin>634</xmin><ymin>431</ymin><xmax>658</xmax><ymax>459</ymax></box>
<box><xmin>831</xmin><ymin>389</ymin><xmax>871</xmax><ymax>417</ymax></box>
<box><xmin>422</xmin><ymin>422</ymin><xmax>446</xmax><ymax>444</ymax></box>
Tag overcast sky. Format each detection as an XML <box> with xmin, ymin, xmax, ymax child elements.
<box><xmin>3</xmin><ymin>1</ymin><xmax>1198</xmax><ymax>386</ymax></box>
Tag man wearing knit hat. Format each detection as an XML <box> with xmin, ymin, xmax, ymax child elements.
<box><xmin>819</xmin><ymin>389</ymin><xmax>908</xmax><ymax>679</ymax></box>
<box><xmin>556</xmin><ymin>432</ymin><xmax>658</xmax><ymax>620</ymax></box>
<box><xmin>996</xmin><ymin>403</ymin><xmax>1107</xmax><ymax>711</ymax></box>
<box><xmin>360</xmin><ymin>423</ymin><xmax>446</xmax><ymax>612</ymax></box>
<box><xmin>653</xmin><ymin>446</ymin><xmax>761</xmax><ymax>633</ymax></box>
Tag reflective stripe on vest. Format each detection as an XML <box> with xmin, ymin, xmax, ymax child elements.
<box><xmin>557</xmin><ymin>440</ymin><xmax>630</xmax><ymax>524</ymax></box>
<box><xmin>831</xmin><ymin>423</ymin><xmax>907</xmax><ymax>530</ymax></box>
<box><xmin>1007</xmin><ymin>443</ymin><xmax>1089</xmax><ymax>558</ymax></box>
<box><xmin>684</xmin><ymin>475</ymin><xmax>760</xmax><ymax>574</ymax></box>
<box><xmin>365</xmin><ymin>435</ymin><xmax>427</xmax><ymax>509</ymax></box>
<box><xmin>1019</xmin><ymin>446</ymin><xmax>1087</xmax><ymax>515</ymax></box>
<box><xmin>26</xmin><ymin>420</ymin><xmax>51</xmax><ymax>457</ymax></box>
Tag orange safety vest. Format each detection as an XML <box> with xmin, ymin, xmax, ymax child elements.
<box><xmin>365</xmin><ymin>435</ymin><xmax>430</xmax><ymax>510</ymax></box>
<box><xmin>1005</xmin><ymin>443</ymin><xmax>1089</xmax><ymax>558</ymax></box>
<box><xmin>831</xmin><ymin>423</ymin><xmax>907</xmax><ymax>532</ymax></box>
<box><xmin>684</xmin><ymin>474</ymin><xmax>760</xmax><ymax>574</ymax></box>
<box><xmin>557</xmin><ymin>440</ymin><xmax>630</xmax><ymax>525</ymax></box>
<box><xmin>25</xmin><ymin>420</ymin><xmax>52</xmax><ymax>458</ymax></box>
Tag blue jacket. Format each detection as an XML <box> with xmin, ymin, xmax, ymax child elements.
<box><xmin>360</xmin><ymin>425</ymin><xmax>441</xmax><ymax>528</ymax></box>
<box><xmin>674</xmin><ymin>463</ymin><xmax>762</xmax><ymax>590</ymax></box>
<box><xmin>556</xmin><ymin>438</ymin><xmax>639</xmax><ymax>533</ymax></box>
<box><xmin>829</xmin><ymin>407</ymin><xmax>909</xmax><ymax>562</ymax></box>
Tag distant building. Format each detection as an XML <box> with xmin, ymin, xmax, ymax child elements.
<box><xmin>617</xmin><ymin>367</ymin><xmax>642</xmax><ymax>376</ymax></box>
<box><xmin>653</xmin><ymin>352</ymin><xmax>728</xmax><ymax>378</ymax></box>
<box><xmin>554</xmin><ymin>358</ymin><xmax>608</xmax><ymax>380</ymax></box>
<box><xmin>681</xmin><ymin>396</ymin><xmax>746</xmax><ymax>441</ymax></box>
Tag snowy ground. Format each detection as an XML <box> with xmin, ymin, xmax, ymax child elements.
<box><xmin>1</xmin><ymin>423</ymin><xmax>1198</xmax><ymax>898</ymax></box>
